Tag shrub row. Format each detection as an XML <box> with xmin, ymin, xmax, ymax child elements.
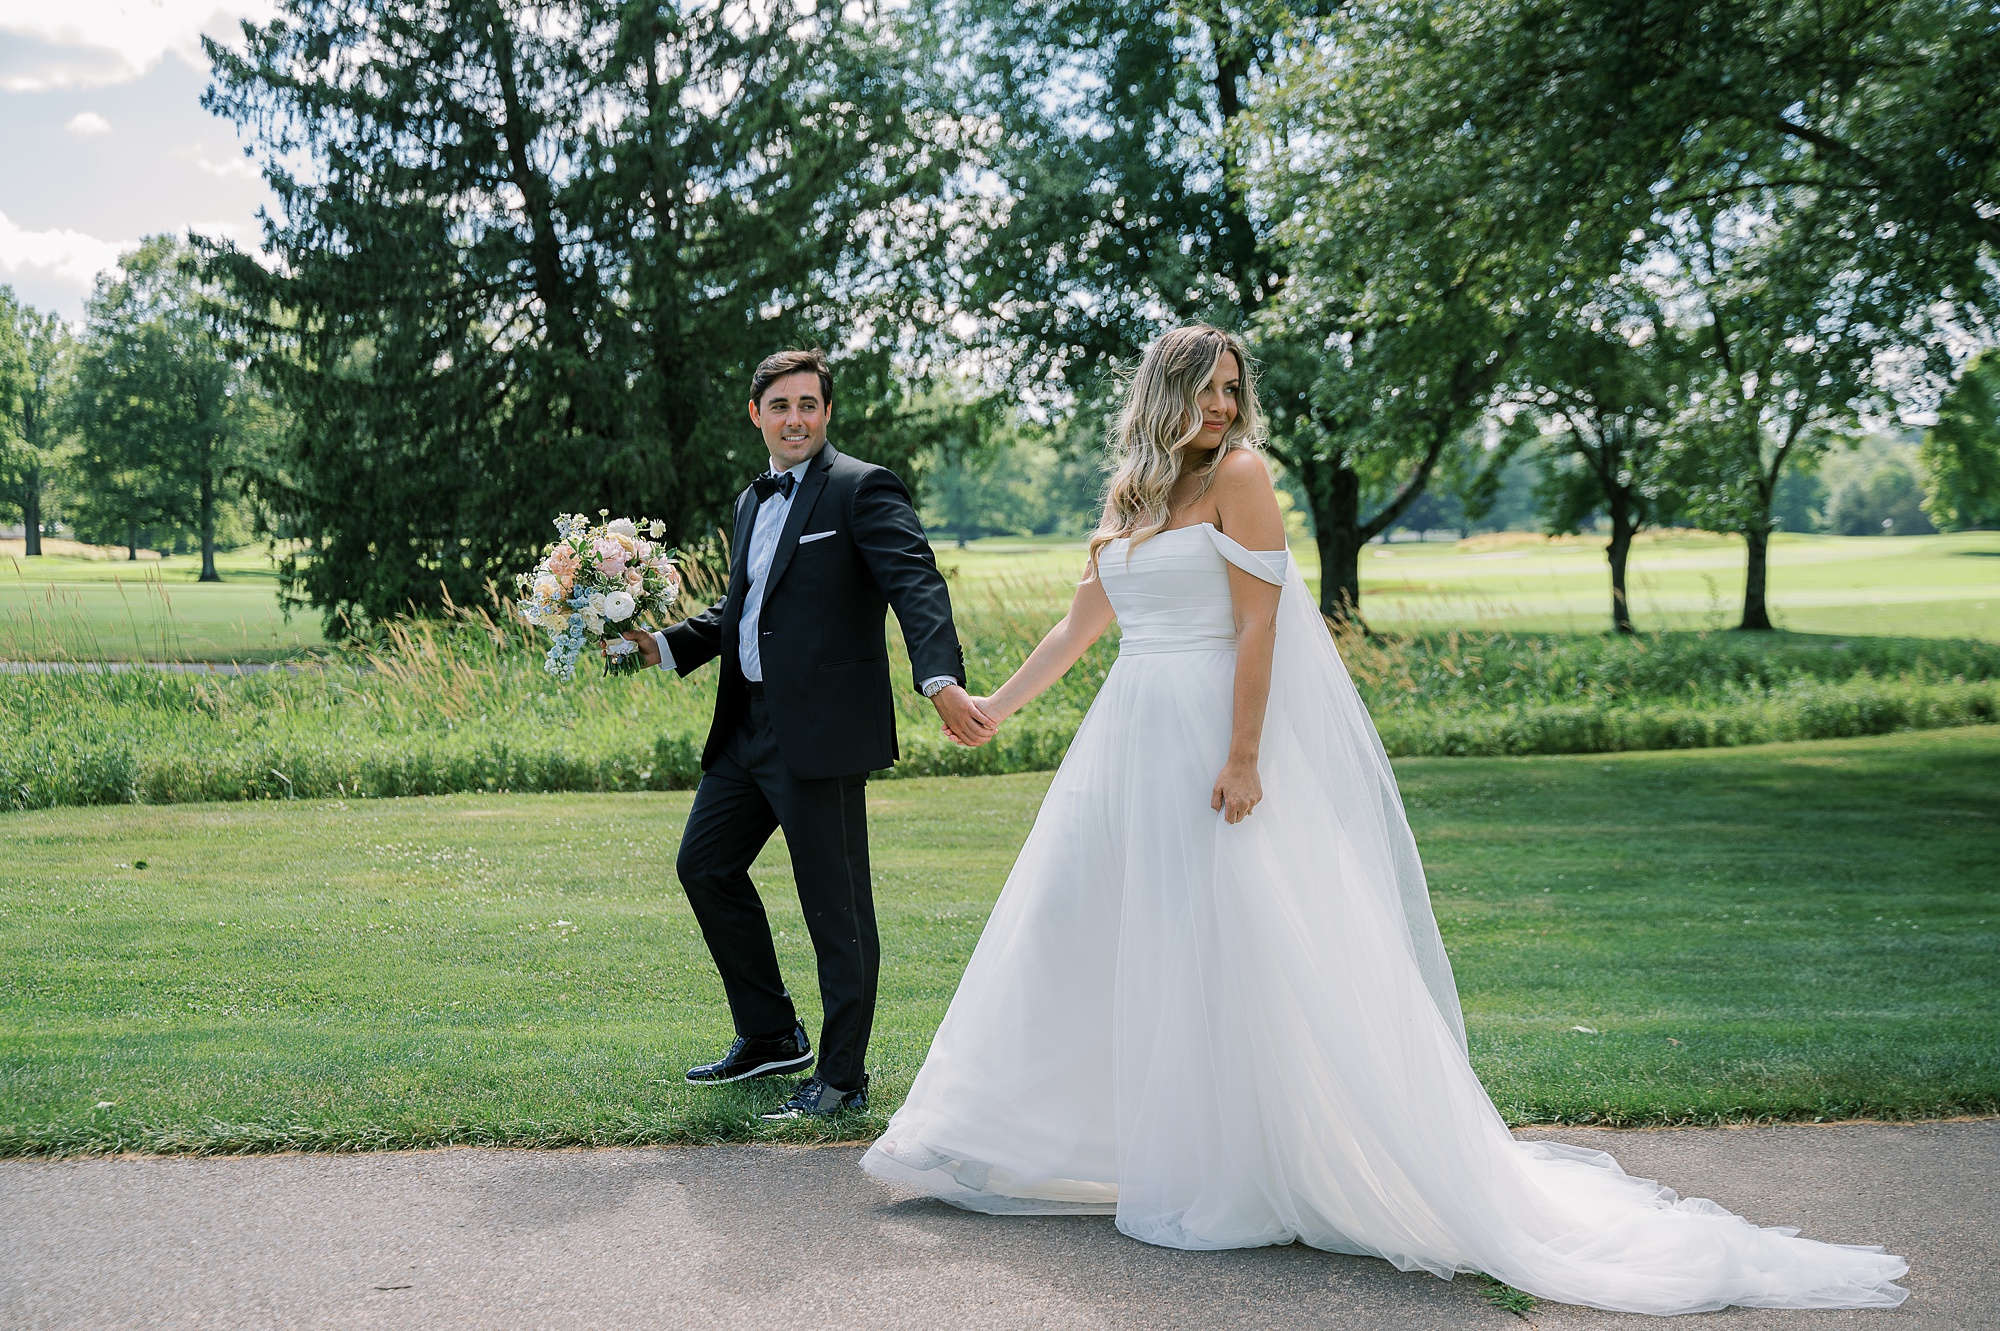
<box><xmin>7</xmin><ymin>673</ymin><xmax>1993</xmax><ymax>809</ymax></box>
<box><xmin>1374</xmin><ymin>675</ymin><xmax>2000</xmax><ymax>757</ymax></box>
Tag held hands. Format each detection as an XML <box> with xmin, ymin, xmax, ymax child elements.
<box><xmin>617</xmin><ymin>629</ymin><xmax>663</xmax><ymax>668</ymax></box>
<box><xmin>933</xmin><ymin>685</ymin><xmax>1000</xmax><ymax>748</ymax></box>
<box><xmin>1211</xmin><ymin>755</ymin><xmax>1262</xmax><ymax>824</ymax></box>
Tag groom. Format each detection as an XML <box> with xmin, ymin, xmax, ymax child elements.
<box><xmin>623</xmin><ymin>349</ymin><xmax>994</xmax><ymax>1119</ymax></box>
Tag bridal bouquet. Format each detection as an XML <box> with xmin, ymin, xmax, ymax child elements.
<box><xmin>515</xmin><ymin>512</ymin><xmax>683</xmax><ymax>680</ymax></box>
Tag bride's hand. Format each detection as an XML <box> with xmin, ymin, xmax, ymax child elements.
<box><xmin>940</xmin><ymin>696</ymin><xmax>1004</xmax><ymax>748</ymax></box>
<box><xmin>1211</xmin><ymin>757</ymin><xmax>1262</xmax><ymax>824</ymax></box>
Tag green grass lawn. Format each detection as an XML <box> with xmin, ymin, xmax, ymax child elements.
<box><xmin>3</xmin><ymin>727</ymin><xmax>1993</xmax><ymax>1156</ymax></box>
<box><xmin>1351</xmin><ymin>530</ymin><xmax>2000</xmax><ymax>639</ymax></box>
<box><xmin>1</xmin><ymin>548</ymin><xmax>325</xmax><ymax>662</ymax></box>
<box><xmin>5</xmin><ymin>530</ymin><xmax>1994</xmax><ymax>662</ymax></box>
<box><xmin>942</xmin><ymin>529</ymin><xmax>2000</xmax><ymax>641</ymax></box>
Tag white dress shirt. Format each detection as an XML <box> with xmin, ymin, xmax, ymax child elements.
<box><xmin>654</xmin><ymin>451</ymin><xmax>957</xmax><ymax>696</ymax></box>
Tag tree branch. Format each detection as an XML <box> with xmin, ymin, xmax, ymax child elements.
<box><xmin>1358</xmin><ymin>417</ymin><xmax>1452</xmax><ymax>542</ymax></box>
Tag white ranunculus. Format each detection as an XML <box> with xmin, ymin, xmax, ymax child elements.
<box><xmin>606</xmin><ymin>517</ymin><xmax>637</xmax><ymax>537</ymax></box>
<box><xmin>648</xmin><ymin>519</ymin><xmax>666</xmax><ymax>539</ymax></box>
<box><xmin>603</xmin><ymin>590</ymin><xmax>636</xmax><ymax>622</ymax></box>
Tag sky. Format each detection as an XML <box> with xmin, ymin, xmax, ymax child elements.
<box><xmin>0</xmin><ymin>0</ymin><xmax>279</xmax><ymax>320</ymax></box>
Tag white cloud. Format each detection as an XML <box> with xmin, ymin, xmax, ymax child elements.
<box><xmin>180</xmin><ymin>141</ymin><xmax>258</xmax><ymax>180</ymax></box>
<box><xmin>64</xmin><ymin>110</ymin><xmax>111</xmax><ymax>134</ymax></box>
<box><xmin>0</xmin><ymin>209</ymin><xmax>130</xmax><ymax>293</ymax></box>
<box><xmin>0</xmin><ymin>0</ymin><xmax>279</xmax><ymax>90</ymax></box>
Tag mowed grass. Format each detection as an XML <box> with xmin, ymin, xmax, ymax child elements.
<box><xmin>2</xmin><ymin>548</ymin><xmax>324</xmax><ymax>662</ymax></box>
<box><xmin>2</xmin><ymin>727</ymin><xmax>1993</xmax><ymax>1156</ymax></box>
<box><xmin>943</xmin><ymin>529</ymin><xmax>2000</xmax><ymax>641</ymax></box>
<box><xmin>1353</xmin><ymin>530</ymin><xmax>2000</xmax><ymax>639</ymax></box>
<box><xmin>4</xmin><ymin>529</ymin><xmax>1994</xmax><ymax>663</ymax></box>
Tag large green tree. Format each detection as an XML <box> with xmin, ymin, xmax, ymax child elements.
<box><xmin>69</xmin><ymin>237</ymin><xmax>261</xmax><ymax>580</ymax></box>
<box><xmin>922</xmin><ymin>1</ymin><xmax>1297</xmax><ymax>383</ymax></box>
<box><xmin>204</xmin><ymin>0</ymin><xmax>953</xmax><ymax>631</ymax></box>
<box><xmin>1248</xmin><ymin>8</ymin><xmax>1570</xmax><ymax>620</ymax></box>
<box><xmin>1258</xmin><ymin>0</ymin><xmax>1999</xmax><ymax>629</ymax></box>
<box><xmin>0</xmin><ymin>291</ymin><xmax>70</xmax><ymax>556</ymax></box>
<box><xmin>1656</xmin><ymin>199</ymin><xmax>1911</xmax><ymax>627</ymax></box>
<box><xmin>1510</xmin><ymin>301</ymin><xmax>1688</xmax><ymax>634</ymax></box>
<box><xmin>1920</xmin><ymin>352</ymin><xmax>2000</xmax><ymax>531</ymax></box>
<box><xmin>918</xmin><ymin>1</ymin><xmax>1484</xmax><ymax>621</ymax></box>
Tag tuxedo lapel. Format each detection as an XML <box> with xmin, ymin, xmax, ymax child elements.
<box><xmin>718</xmin><ymin>489</ymin><xmax>757</xmax><ymax>661</ymax></box>
<box><xmin>727</xmin><ymin>491</ymin><xmax>757</xmax><ymax>597</ymax></box>
<box><xmin>760</xmin><ymin>443</ymin><xmax>835</xmax><ymax>598</ymax></box>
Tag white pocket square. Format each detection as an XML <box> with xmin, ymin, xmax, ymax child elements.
<box><xmin>797</xmin><ymin>531</ymin><xmax>836</xmax><ymax>545</ymax></box>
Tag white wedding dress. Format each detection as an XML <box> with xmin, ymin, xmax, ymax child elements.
<box><xmin>862</xmin><ymin>523</ymin><xmax>1910</xmax><ymax>1315</ymax></box>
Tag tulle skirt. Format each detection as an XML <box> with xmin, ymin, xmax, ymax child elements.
<box><xmin>864</xmin><ymin>588</ymin><xmax>1909</xmax><ymax>1315</ymax></box>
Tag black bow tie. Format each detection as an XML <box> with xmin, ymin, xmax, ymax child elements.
<box><xmin>752</xmin><ymin>471</ymin><xmax>798</xmax><ymax>502</ymax></box>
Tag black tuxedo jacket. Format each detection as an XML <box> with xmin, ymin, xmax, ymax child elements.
<box><xmin>661</xmin><ymin>442</ymin><xmax>966</xmax><ymax>780</ymax></box>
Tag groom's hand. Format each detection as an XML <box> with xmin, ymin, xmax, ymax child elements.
<box><xmin>618</xmin><ymin>629</ymin><xmax>662</xmax><ymax>668</ymax></box>
<box><xmin>931</xmin><ymin>684</ymin><xmax>998</xmax><ymax>748</ymax></box>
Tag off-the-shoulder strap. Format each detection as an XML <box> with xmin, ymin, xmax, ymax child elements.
<box><xmin>1205</xmin><ymin>523</ymin><xmax>1289</xmax><ymax>585</ymax></box>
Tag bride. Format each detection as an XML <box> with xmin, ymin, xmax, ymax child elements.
<box><xmin>860</xmin><ymin>324</ymin><xmax>1910</xmax><ymax>1315</ymax></box>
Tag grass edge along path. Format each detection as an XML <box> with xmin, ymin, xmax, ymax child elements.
<box><xmin>0</xmin><ymin>727</ymin><xmax>1994</xmax><ymax>1158</ymax></box>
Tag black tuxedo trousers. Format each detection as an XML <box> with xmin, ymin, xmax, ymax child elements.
<box><xmin>675</xmin><ymin>690</ymin><xmax>876</xmax><ymax>1089</ymax></box>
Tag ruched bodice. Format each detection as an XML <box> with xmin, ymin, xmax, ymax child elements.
<box><xmin>1098</xmin><ymin>523</ymin><xmax>1289</xmax><ymax>655</ymax></box>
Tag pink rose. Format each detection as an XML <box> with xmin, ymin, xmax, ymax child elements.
<box><xmin>592</xmin><ymin>538</ymin><xmax>629</xmax><ymax>579</ymax></box>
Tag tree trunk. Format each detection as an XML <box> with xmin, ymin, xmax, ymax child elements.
<box><xmin>1606</xmin><ymin>499</ymin><xmax>1635</xmax><ymax>634</ymax></box>
<box><xmin>1314</xmin><ymin>464</ymin><xmax>1365</xmax><ymax>622</ymax></box>
<box><xmin>127</xmin><ymin>524</ymin><xmax>140</xmax><ymax>560</ymax></box>
<box><xmin>21</xmin><ymin>465</ymin><xmax>41</xmax><ymax>556</ymax></box>
<box><xmin>199</xmin><ymin>467</ymin><xmax>220</xmax><ymax>582</ymax></box>
<box><xmin>1739</xmin><ymin>526</ymin><xmax>1773</xmax><ymax>630</ymax></box>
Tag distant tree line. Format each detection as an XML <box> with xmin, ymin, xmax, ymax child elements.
<box><xmin>5</xmin><ymin>0</ymin><xmax>1999</xmax><ymax>639</ymax></box>
<box><xmin>0</xmin><ymin>238</ymin><xmax>274</xmax><ymax>577</ymax></box>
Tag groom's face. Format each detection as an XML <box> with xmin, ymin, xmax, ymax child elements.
<box><xmin>750</xmin><ymin>371</ymin><xmax>830</xmax><ymax>471</ymax></box>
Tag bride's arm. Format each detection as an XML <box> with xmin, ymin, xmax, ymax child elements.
<box><xmin>973</xmin><ymin>564</ymin><xmax>1116</xmax><ymax>724</ymax></box>
<box><xmin>1211</xmin><ymin>450</ymin><xmax>1287</xmax><ymax>824</ymax></box>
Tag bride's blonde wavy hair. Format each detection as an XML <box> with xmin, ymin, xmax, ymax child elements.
<box><xmin>1088</xmin><ymin>324</ymin><xmax>1264</xmax><ymax>569</ymax></box>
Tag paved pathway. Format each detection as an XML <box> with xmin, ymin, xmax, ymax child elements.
<box><xmin>3</xmin><ymin>1121</ymin><xmax>1991</xmax><ymax>1329</ymax></box>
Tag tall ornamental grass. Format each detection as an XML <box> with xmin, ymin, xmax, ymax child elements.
<box><xmin>4</xmin><ymin>573</ymin><xmax>1997</xmax><ymax>809</ymax></box>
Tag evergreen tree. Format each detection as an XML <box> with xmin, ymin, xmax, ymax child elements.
<box><xmin>204</xmin><ymin>0</ymin><xmax>953</xmax><ymax>630</ymax></box>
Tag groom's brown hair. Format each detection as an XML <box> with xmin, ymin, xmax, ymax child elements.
<box><xmin>750</xmin><ymin>349</ymin><xmax>833</xmax><ymax>408</ymax></box>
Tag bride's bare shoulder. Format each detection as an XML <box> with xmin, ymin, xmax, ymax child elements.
<box><xmin>1212</xmin><ymin>449</ymin><xmax>1284</xmax><ymax>547</ymax></box>
<box><xmin>1212</xmin><ymin>447</ymin><xmax>1272</xmax><ymax>486</ymax></box>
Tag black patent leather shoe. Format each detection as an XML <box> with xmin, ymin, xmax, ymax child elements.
<box><xmin>760</xmin><ymin>1074</ymin><xmax>869</xmax><ymax>1120</ymax></box>
<box><xmin>684</xmin><ymin>1022</ymin><xmax>813</xmax><ymax>1085</ymax></box>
